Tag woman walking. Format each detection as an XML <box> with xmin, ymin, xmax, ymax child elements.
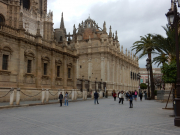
<box><xmin>113</xmin><ymin>92</ymin><xmax>117</xmax><ymax>101</ymax></box>
<box><xmin>134</xmin><ymin>90</ymin><xmax>138</xmax><ymax>101</ymax></box>
<box><xmin>64</xmin><ymin>92</ymin><xmax>69</xmax><ymax>106</ymax></box>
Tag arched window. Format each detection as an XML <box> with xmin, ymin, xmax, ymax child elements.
<box><xmin>0</xmin><ymin>14</ymin><xmax>5</xmax><ymax>25</ymax></box>
<box><xmin>20</xmin><ymin>0</ymin><xmax>30</xmax><ymax>9</ymax></box>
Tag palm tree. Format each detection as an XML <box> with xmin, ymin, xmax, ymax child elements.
<box><xmin>131</xmin><ymin>34</ymin><xmax>158</xmax><ymax>99</ymax></box>
<box><xmin>152</xmin><ymin>25</ymin><xmax>178</xmax><ymax>64</ymax></box>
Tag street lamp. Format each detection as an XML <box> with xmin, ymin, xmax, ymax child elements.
<box><xmin>166</xmin><ymin>0</ymin><xmax>180</xmax><ymax>126</ymax></box>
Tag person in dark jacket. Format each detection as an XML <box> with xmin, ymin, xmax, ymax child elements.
<box><xmin>139</xmin><ymin>91</ymin><xmax>143</xmax><ymax>101</ymax></box>
<box><xmin>94</xmin><ymin>91</ymin><xmax>99</xmax><ymax>104</ymax></box>
<box><xmin>129</xmin><ymin>92</ymin><xmax>133</xmax><ymax>108</ymax></box>
<box><xmin>59</xmin><ymin>92</ymin><xmax>63</xmax><ymax>107</ymax></box>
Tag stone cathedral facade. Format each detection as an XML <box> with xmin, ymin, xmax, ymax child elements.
<box><xmin>0</xmin><ymin>0</ymin><xmax>139</xmax><ymax>102</ymax></box>
<box><xmin>0</xmin><ymin>0</ymin><xmax>77</xmax><ymax>102</ymax></box>
<box><xmin>55</xmin><ymin>15</ymin><xmax>139</xmax><ymax>91</ymax></box>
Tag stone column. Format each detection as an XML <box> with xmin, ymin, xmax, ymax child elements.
<box><xmin>9</xmin><ymin>88</ymin><xmax>14</xmax><ymax>105</ymax></box>
<box><xmin>63</xmin><ymin>55</ymin><xmax>67</xmax><ymax>89</ymax></box>
<box><xmin>51</xmin><ymin>52</ymin><xmax>55</xmax><ymax>89</ymax></box>
<box><xmin>36</xmin><ymin>46</ymin><xmax>42</xmax><ymax>88</ymax></box>
<box><xmin>73</xmin><ymin>58</ymin><xmax>77</xmax><ymax>89</ymax></box>
<box><xmin>46</xmin><ymin>89</ymin><xmax>49</xmax><ymax>102</ymax></box>
<box><xmin>18</xmin><ymin>42</ymin><xmax>25</xmax><ymax>87</ymax></box>
<box><xmin>58</xmin><ymin>89</ymin><xmax>61</xmax><ymax>99</ymax></box>
<box><xmin>77</xmin><ymin>59</ymin><xmax>79</xmax><ymax>78</ymax></box>
<box><xmin>16</xmin><ymin>88</ymin><xmax>21</xmax><ymax>105</ymax></box>
<box><xmin>71</xmin><ymin>89</ymin><xmax>74</xmax><ymax>100</ymax></box>
<box><xmin>41</xmin><ymin>89</ymin><xmax>45</xmax><ymax>103</ymax></box>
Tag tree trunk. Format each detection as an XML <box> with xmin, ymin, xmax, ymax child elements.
<box><xmin>148</xmin><ymin>52</ymin><xmax>155</xmax><ymax>99</ymax></box>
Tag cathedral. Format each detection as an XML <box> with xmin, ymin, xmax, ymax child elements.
<box><xmin>0</xmin><ymin>0</ymin><xmax>139</xmax><ymax>102</ymax></box>
<box><xmin>54</xmin><ymin>14</ymin><xmax>139</xmax><ymax>92</ymax></box>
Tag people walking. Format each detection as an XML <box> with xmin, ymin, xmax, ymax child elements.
<box><xmin>126</xmin><ymin>91</ymin><xmax>129</xmax><ymax>101</ymax></box>
<box><xmin>94</xmin><ymin>91</ymin><xmax>99</xmax><ymax>104</ymax></box>
<box><xmin>134</xmin><ymin>90</ymin><xmax>138</xmax><ymax>101</ymax></box>
<box><xmin>132</xmin><ymin>91</ymin><xmax>135</xmax><ymax>99</ymax></box>
<box><xmin>64</xmin><ymin>92</ymin><xmax>69</xmax><ymax>106</ymax></box>
<box><xmin>59</xmin><ymin>92</ymin><xmax>63</xmax><ymax>107</ymax></box>
<box><xmin>139</xmin><ymin>91</ymin><xmax>143</xmax><ymax>101</ymax></box>
<box><xmin>113</xmin><ymin>92</ymin><xmax>117</xmax><ymax>101</ymax></box>
<box><xmin>119</xmin><ymin>91</ymin><xmax>125</xmax><ymax>104</ymax></box>
<box><xmin>129</xmin><ymin>92</ymin><xmax>133</xmax><ymax>108</ymax></box>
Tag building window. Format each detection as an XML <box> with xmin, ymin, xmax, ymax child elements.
<box><xmin>135</xmin><ymin>73</ymin><xmax>136</xmax><ymax>80</ymax></box>
<box><xmin>68</xmin><ymin>68</ymin><xmax>71</xmax><ymax>78</ymax></box>
<box><xmin>146</xmin><ymin>79</ymin><xmax>148</xmax><ymax>83</ymax></box>
<box><xmin>57</xmin><ymin>66</ymin><xmax>60</xmax><ymax>77</ymax></box>
<box><xmin>80</xmin><ymin>65</ymin><xmax>82</xmax><ymax>68</ymax></box>
<box><xmin>60</xmin><ymin>36</ymin><xmax>62</xmax><ymax>41</ymax></box>
<box><xmin>2</xmin><ymin>55</ymin><xmax>8</xmax><ymax>70</ymax></box>
<box><xmin>0</xmin><ymin>14</ymin><xmax>5</xmax><ymax>25</ymax></box>
<box><xmin>131</xmin><ymin>72</ymin><xmax>132</xmax><ymax>79</ymax></box>
<box><xmin>133</xmin><ymin>72</ymin><xmax>134</xmax><ymax>80</ymax></box>
<box><xmin>20</xmin><ymin>0</ymin><xmax>30</xmax><ymax>9</ymax></box>
<box><xmin>44</xmin><ymin>63</ymin><xmax>47</xmax><ymax>75</ymax></box>
<box><xmin>27</xmin><ymin>60</ymin><xmax>32</xmax><ymax>73</ymax></box>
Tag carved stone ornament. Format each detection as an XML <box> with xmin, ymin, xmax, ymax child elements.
<box><xmin>55</xmin><ymin>77</ymin><xmax>62</xmax><ymax>81</ymax></box>
<box><xmin>42</xmin><ymin>75</ymin><xmax>50</xmax><ymax>80</ymax></box>
<box><xmin>41</xmin><ymin>56</ymin><xmax>50</xmax><ymax>63</ymax></box>
<box><xmin>55</xmin><ymin>59</ymin><xmax>62</xmax><ymax>65</ymax></box>
<box><xmin>24</xmin><ymin>73</ymin><xmax>35</xmax><ymax>78</ymax></box>
<box><xmin>0</xmin><ymin>70</ymin><xmax>11</xmax><ymax>75</ymax></box>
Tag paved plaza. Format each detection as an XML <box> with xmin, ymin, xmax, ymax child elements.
<box><xmin>0</xmin><ymin>98</ymin><xmax>180</xmax><ymax>135</ymax></box>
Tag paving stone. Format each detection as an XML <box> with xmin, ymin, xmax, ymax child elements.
<box><xmin>0</xmin><ymin>98</ymin><xmax>179</xmax><ymax>135</ymax></box>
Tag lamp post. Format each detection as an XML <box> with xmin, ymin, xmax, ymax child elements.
<box><xmin>166</xmin><ymin>0</ymin><xmax>180</xmax><ymax>126</ymax></box>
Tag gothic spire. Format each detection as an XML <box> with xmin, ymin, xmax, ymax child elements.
<box><xmin>103</xmin><ymin>21</ymin><xmax>106</xmax><ymax>33</ymax></box>
<box><xmin>60</xmin><ymin>12</ymin><xmax>65</xmax><ymax>29</ymax></box>
<box><xmin>109</xmin><ymin>26</ymin><xmax>112</xmax><ymax>37</ymax></box>
<box><xmin>115</xmin><ymin>31</ymin><xmax>118</xmax><ymax>40</ymax></box>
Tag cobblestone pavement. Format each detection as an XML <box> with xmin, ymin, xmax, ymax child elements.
<box><xmin>0</xmin><ymin>98</ymin><xmax>179</xmax><ymax>135</ymax></box>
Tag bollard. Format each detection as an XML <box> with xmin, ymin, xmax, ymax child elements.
<box><xmin>83</xmin><ymin>91</ymin><xmax>87</xmax><ymax>100</ymax></box>
<box><xmin>41</xmin><ymin>89</ymin><xmax>45</xmax><ymax>104</ymax></box>
<box><xmin>16</xmin><ymin>88</ymin><xmax>21</xmax><ymax>105</ymax></box>
<box><xmin>46</xmin><ymin>89</ymin><xmax>49</xmax><ymax>102</ymax></box>
<box><xmin>99</xmin><ymin>91</ymin><xmax>103</xmax><ymax>99</ymax></box>
<box><xmin>74</xmin><ymin>89</ymin><xmax>77</xmax><ymax>100</ymax></box>
<box><xmin>9</xmin><ymin>88</ymin><xmax>14</xmax><ymax>105</ymax></box>
<box><xmin>91</xmin><ymin>91</ymin><xmax>95</xmax><ymax>99</ymax></box>
<box><xmin>71</xmin><ymin>89</ymin><xmax>74</xmax><ymax>100</ymax></box>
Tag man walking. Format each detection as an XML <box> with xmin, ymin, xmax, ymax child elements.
<box><xmin>119</xmin><ymin>91</ymin><xmax>125</xmax><ymax>104</ymax></box>
<box><xmin>129</xmin><ymin>92</ymin><xmax>133</xmax><ymax>108</ymax></box>
<box><xmin>94</xmin><ymin>91</ymin><xmax>99</xmax><ymax>104</ymax></box>
<box><xmin>59</xmin><ymin>92</ymin><xmax>63</xmax><ymax>107</ymax></box>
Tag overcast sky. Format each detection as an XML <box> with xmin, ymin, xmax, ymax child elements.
<box><xmin>48</xmin><ymin>0</ymin><xmax>171</xmax><ymax>68</ymax></box>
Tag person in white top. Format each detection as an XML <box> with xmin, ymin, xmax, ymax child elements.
<box><xmin>119</xmin><ymin>91</ymin><xmax>125</xmax><ymax>104</ymax></box>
